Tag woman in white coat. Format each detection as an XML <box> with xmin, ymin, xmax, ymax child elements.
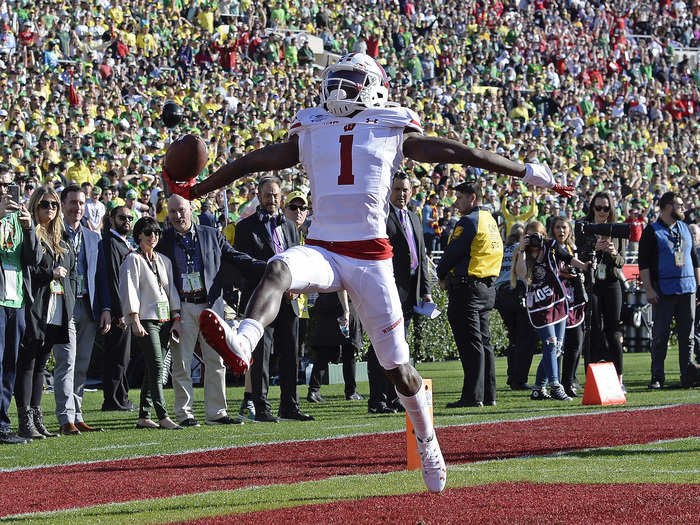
<box><xmin>120</xmin><ymin>216</ymin><xmax>182</xmax><ymax>430</ymax></box>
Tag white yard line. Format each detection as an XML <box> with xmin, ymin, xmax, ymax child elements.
<box><xmin>87</xmin><ymin>442</ymin><xmax>159</xmax><ymax>452</ymax></box>
<box><xmin>0</xmin><ymin>403</ymin><xmax>692</xmax><ymax>474</ymax></box>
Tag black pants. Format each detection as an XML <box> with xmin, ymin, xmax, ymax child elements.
<box><xmin>694</xmin><ymin>301</ymin><xmax>700</xmax><ymax>364</ymax></box>
<box><xmin>495</xmin><ymin>284</ymin><xmax>537</xmax><ymax>386</ymax></box>
<box><xmin>447</xmin><ymin>281</ymin><xmax>497</xmax><ymax>404</ymax></box>
<box><xmin>14</xmin><ymin>326</ymin><xmax>62</xmax><ymax>408</ymax></box>
<box><xmin>650</xmin><ymin>292</ymin><xmax>696</xmax><ymax>384</ymax></box>
<box><xmin>589</xmin><ymin>280</ymin><xmax>624</xmax><ymax>375</ymax></box>
<box><xmin>251</xmin><ymin>301</ymin><xmax>299</xmax><ymax>414</ymax></box>
<box><xmin>367</xmin><ymin>313</ymin><xmax>412</xmax><ymax>407</ymax></box>
<box><xmin>561</xmin><ymin>324</ymin><xmax>583</xmax><ymax>388</ymax></box>
<box><xmin>308</xmin><ymin>343</ymin><xmax>357</xmax><ymax>396</ymax></box>
<box><xmin>102</xmin><ymin>321</ymin><xmax>132</xmax><ymax>410</ymax></box>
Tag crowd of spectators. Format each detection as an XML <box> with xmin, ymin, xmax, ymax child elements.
<box><xmin>0</xmin><ymin>0</ymin><xmax>699</xmax><ymax>439</ymax></box>
<box><xmin>0</xmin><ymin>0</ymin><xmax>697</xmax><ymax>231</ymax></box>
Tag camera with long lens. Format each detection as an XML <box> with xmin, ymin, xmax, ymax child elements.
<box><xmin>574</xmin><ymin>222</ymin><xmax>631</xmax><ymax>240</ymax></box>
<box><xmin>574</xmin><ymin>221</ymin><xmax>631</xmax><ymax>263</ymax></box>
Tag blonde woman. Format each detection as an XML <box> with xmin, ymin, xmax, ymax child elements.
<box><xmin>16</xmin><ymin>187</ymin><xmax>76</xmax><ymax>438</ymax></box>
<box><xmin>511</xmin><ymin>220</ymin><xmax>589</xmax><ymax>401</ymax></box>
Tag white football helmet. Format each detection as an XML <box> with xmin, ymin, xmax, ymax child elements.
<box><xmin>320</xmin><ymin>53</ymin><xmax>390</xmax><ymax>117</ymax></box>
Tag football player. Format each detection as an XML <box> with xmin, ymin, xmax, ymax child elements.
<box><xmin>165</xmin><ymin>52</ymin><xmax>573</xmax><ymax>493</ymax></box>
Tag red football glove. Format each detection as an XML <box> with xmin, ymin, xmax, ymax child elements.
<box><xmin>552</xmin><ymin>184</ymin><xmax>575</xmax><ymax>199</ymax></box>
<box><xmin>162</xmin><ymin>170</ymin><xmax>196</xmax><ymax>201</ymax></box>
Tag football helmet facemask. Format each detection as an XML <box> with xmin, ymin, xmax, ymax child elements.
<box><xmin>320</xmin><ymin>53</ymin><xmax>390</xmax><ymax>117</ymax></box>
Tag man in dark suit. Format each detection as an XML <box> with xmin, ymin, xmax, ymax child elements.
<box><xmin>234</xmin><ymin>175</ymin><xmax>312</xmax><ymax>422</ymax></box>
<box><xmin>157</xmin><ymin>194</ymin><xmax>266</xmax><ymax>427</ymax></box>
<box><xmin>102</xmin><ymin>206</ymin><xmax>136</xmax><ymax>412</ymax></box>
<box><xmin>367</xmin><ymin>172</ymin><xmax>432</xmax><ymax>414</ymax></box>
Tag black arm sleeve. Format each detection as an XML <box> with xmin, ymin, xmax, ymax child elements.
<box><xmin>637</xmin><ymin>225</ymin><xmax>657</xmax><ymax>271</ymax></box>
<box><xmin>217</xmin><ymin>230</ymin><xmax>267</xmax><ymax>281</ymax></box>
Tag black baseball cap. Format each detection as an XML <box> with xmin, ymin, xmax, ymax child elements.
<box><xmin>453</xmin><ymin>181</ymin><xmax>478</xmax><ymax>194</ymax></box>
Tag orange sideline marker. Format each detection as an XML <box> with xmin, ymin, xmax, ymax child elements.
<box><xmin>406</xmin><ymin>379</ymin><xmax>433</xmax><ymax>470</ymax></box>
<box><xmin>582</xmin><ymin>363</ymin><xmax>626</xmax><ymax>406</ymax></box>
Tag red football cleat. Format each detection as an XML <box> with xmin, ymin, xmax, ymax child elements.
<box><xmin>199</xmin><ymin>309</ymin><xmax>252</xmax><ymax>375</ymax></box>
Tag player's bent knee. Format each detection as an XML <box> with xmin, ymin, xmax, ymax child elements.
<box><xmin>371</xmin><ymin>329</ymin><xmax>410</xmax><ymax>370</ymax></box>
<box><xmin>264</xmin><ymin>259</ymin><xmax>292</xmax><ymax>289</ymax></box>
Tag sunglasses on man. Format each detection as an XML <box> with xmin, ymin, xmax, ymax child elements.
<box><xmin>287</xmin><ymin>204</ymin><xmax>307</xmax><ymax>211</ymax></box>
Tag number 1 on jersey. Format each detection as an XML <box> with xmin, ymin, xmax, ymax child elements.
<box><xmin>338</xmin><ymin>134</ymin><xmax>355</xmax><ymax>185</ymax></box>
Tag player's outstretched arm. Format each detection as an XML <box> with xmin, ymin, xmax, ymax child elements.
<box><xmin>191</xmin><ymin>136</ymin><xmax>300</xmax><ymax>199</ymax></box>
<box><xmin>403</xmin><ymin>133</ymin><xmax>525</xmax><ymax>178</ymax></box>
<box><xmin>402</xmin><ymin>133</ymin><xmax>574</xmax><ymax>197</ymax></box>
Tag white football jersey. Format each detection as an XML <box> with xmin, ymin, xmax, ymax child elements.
<box><xmin>289</xmin><ymin>105</ymin><xmax>422</xmax><ymax>242</ymax></box>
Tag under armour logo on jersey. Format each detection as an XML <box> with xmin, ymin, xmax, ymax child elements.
<box><xmin>344</xmin><ymin>123</ymin><xmax>356</xmax><ymax>132</ymax></box>
<box><xmin>365</xmin><ymin>118</ymin><xmax>379</xmax><ymax>124</ymax></box>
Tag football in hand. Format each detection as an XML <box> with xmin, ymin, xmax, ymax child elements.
<box><xmin>163</xmin><ymin>134</ymin><xmax>208</xmax><ymax>182</ymax></box>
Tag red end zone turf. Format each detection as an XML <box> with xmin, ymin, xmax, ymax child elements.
<box><xmin>0</xmin><ymin>405</ymin><xmax>697</xmax><ymax>517</ymax></box>
<box><xmin>182</xmin><ymin>482</ymin><xmax>700</xmax><ymax>525</ymax></box>
<box><xmin>186</xmin><ymin>482</ymin><xmax>700</xmax><ymax>525</ymax></box>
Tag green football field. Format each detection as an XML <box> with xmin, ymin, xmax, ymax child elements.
<box><xmin>1</xmin><ymin>351</ymin><xmax>698</xmax><ymax>524</ymax></box>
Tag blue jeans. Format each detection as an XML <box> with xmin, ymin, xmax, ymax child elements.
<box><xmin>0</xmin><ymin>305</ymin><xmax>25</xmax><ymax>431</ymax></box>
<box><xmin>534</xmin><ymin>318</ymin><xmax>566</xmax><ymax>388</ymax></box>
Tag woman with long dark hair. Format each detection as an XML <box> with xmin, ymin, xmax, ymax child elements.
<box><xmin>512</xmin><ymin>221</ymin><xmax>589</xmax><ymax>401</ymax></box>
<box><xmin>550</xmin><ymin>216</ymin><xmax>586</xmax><ymax>397</ymax></box>
<box><xmin>495</xmin><ymin>222</ymin><xmax>537</xmax><ymax>390</ymax></box>
<box><xmin>577</xmin><ymin>191</ymin><xmax>627</xmax><ymax>389</ymax></box>
<box><xmin>15</xmin><ymin>186</ymin><xmax>75</xmax><ymax>438</ymax></box>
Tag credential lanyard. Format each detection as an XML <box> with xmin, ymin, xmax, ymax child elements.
<box><xmin>139</xmin><ymin>250</ymin><xmax>164</xmax><ymax>293</ymax></box>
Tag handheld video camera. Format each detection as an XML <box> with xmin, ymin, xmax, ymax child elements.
<box><xmin>526</xmin><ymin>232</ymin><xmax>544</xmax><ymax>249</ymax></box>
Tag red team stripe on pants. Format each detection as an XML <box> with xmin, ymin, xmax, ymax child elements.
<box><xmin>305</xmin><ymin>238</ymin><xmax>393</xmax><ymax>260</ymax></box>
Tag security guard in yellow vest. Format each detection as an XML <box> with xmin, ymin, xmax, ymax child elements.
<box><xmin>436</xmin><ymin>180</ymin><xmax>503</xmax><ymax>408</ymax></box>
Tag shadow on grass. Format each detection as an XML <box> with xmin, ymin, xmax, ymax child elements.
<box><xmin>561</xmin><ymin>447</ymin><xmax>700</xmax><ymax>459</ymax></box>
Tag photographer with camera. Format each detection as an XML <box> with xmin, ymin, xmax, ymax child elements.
<box><xmin>551</xmin><ymin>217</ymin><xmax>586</xmax><ymax>398</ymax></box>
<box><xmin>494</xmin><ymin>223</ymin><xmax>537</xmax><ymax>390</ymax></box>
<box><xmin>513</xmin><ymin>221</ymin><xmax>589</xmax><ymax>401</ymax></box>
<box><xmin>576</xmin><ymin>191</ymin><xmax>628</xmax><ymax>389</ymax></box>
<box><xmin>640</xmin><ymin>192</ymin><xmax>699</xmax><ymax>389</ymax></box>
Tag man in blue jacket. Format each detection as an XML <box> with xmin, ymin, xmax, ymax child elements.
<box><xmin>639</xmin><ymin>192</ymin><xmax>700</xmax><ymax>389</ymax></box>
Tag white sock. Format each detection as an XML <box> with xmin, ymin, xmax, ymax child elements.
<box><xmin>396</xmin><ymin>379</ymin><xmax>433</xmax><ymax>441</ymax></box>
<box><xmin>237</xmin><ymin>318</ymin><xmax>264</xmax><ymax>352</ymax></box>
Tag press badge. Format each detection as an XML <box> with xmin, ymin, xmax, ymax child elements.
<box><xmin>675</xmin><ymin>250</ymin><xmax>684</xmax><ymax>266</ymax></box>
<box><xmin>2</xmin><ymin>266</ymin><xmax>19</xmax><ymax>302</ymax></box>
<box><xmin>182</xmin><ymin>272</ymin><xmax>204</xmax><ymax>293</ymax></box>
<box><xmin>157</xmin><ymin>301</ymin><xmax>170</xmax><ymax>322</ymax></box>
<box><xmin>50</xmin><ymin>280</ymin><xmax>64</xmax><ymax>295</ymax></box>
<box><xmin>596</xmin><ymin>263</ymin><xmax>607</xmax><ymax>280</ymax></box>
<box><xmin>76</xmin><ymin>275</ymin><xmax>86</xmax><ymax>298</ymax></box>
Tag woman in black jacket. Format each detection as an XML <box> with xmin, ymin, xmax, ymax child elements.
<box><xmin>577</xmin><ymin>191</ymin><xmax>627</xmax><ymax>389</ymax></box>
<box><xmin>15</xmin><ymin>187</ymin><xmax>76</xmax><ymax>439</ymax></box>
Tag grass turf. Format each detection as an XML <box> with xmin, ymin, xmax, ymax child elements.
<box><xmin>0</xmin><ymin>352</ymin><xmax>697</xmax><ymax>470</ymax></box>
<box><xmin>3</xmin><ymin>437</ymin><xmax>698</xmax><ymax>524</ymax></box>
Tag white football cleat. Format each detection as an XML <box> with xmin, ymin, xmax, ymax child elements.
<box><xmin>416</xmin><ymin>432</ymin><xmax>447</xmax><ymax>493</ymax></box>
<box><xmin>199</xmin><ymin>309</ymin><xmax>252</xmax><ymax>375</ymax></box>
